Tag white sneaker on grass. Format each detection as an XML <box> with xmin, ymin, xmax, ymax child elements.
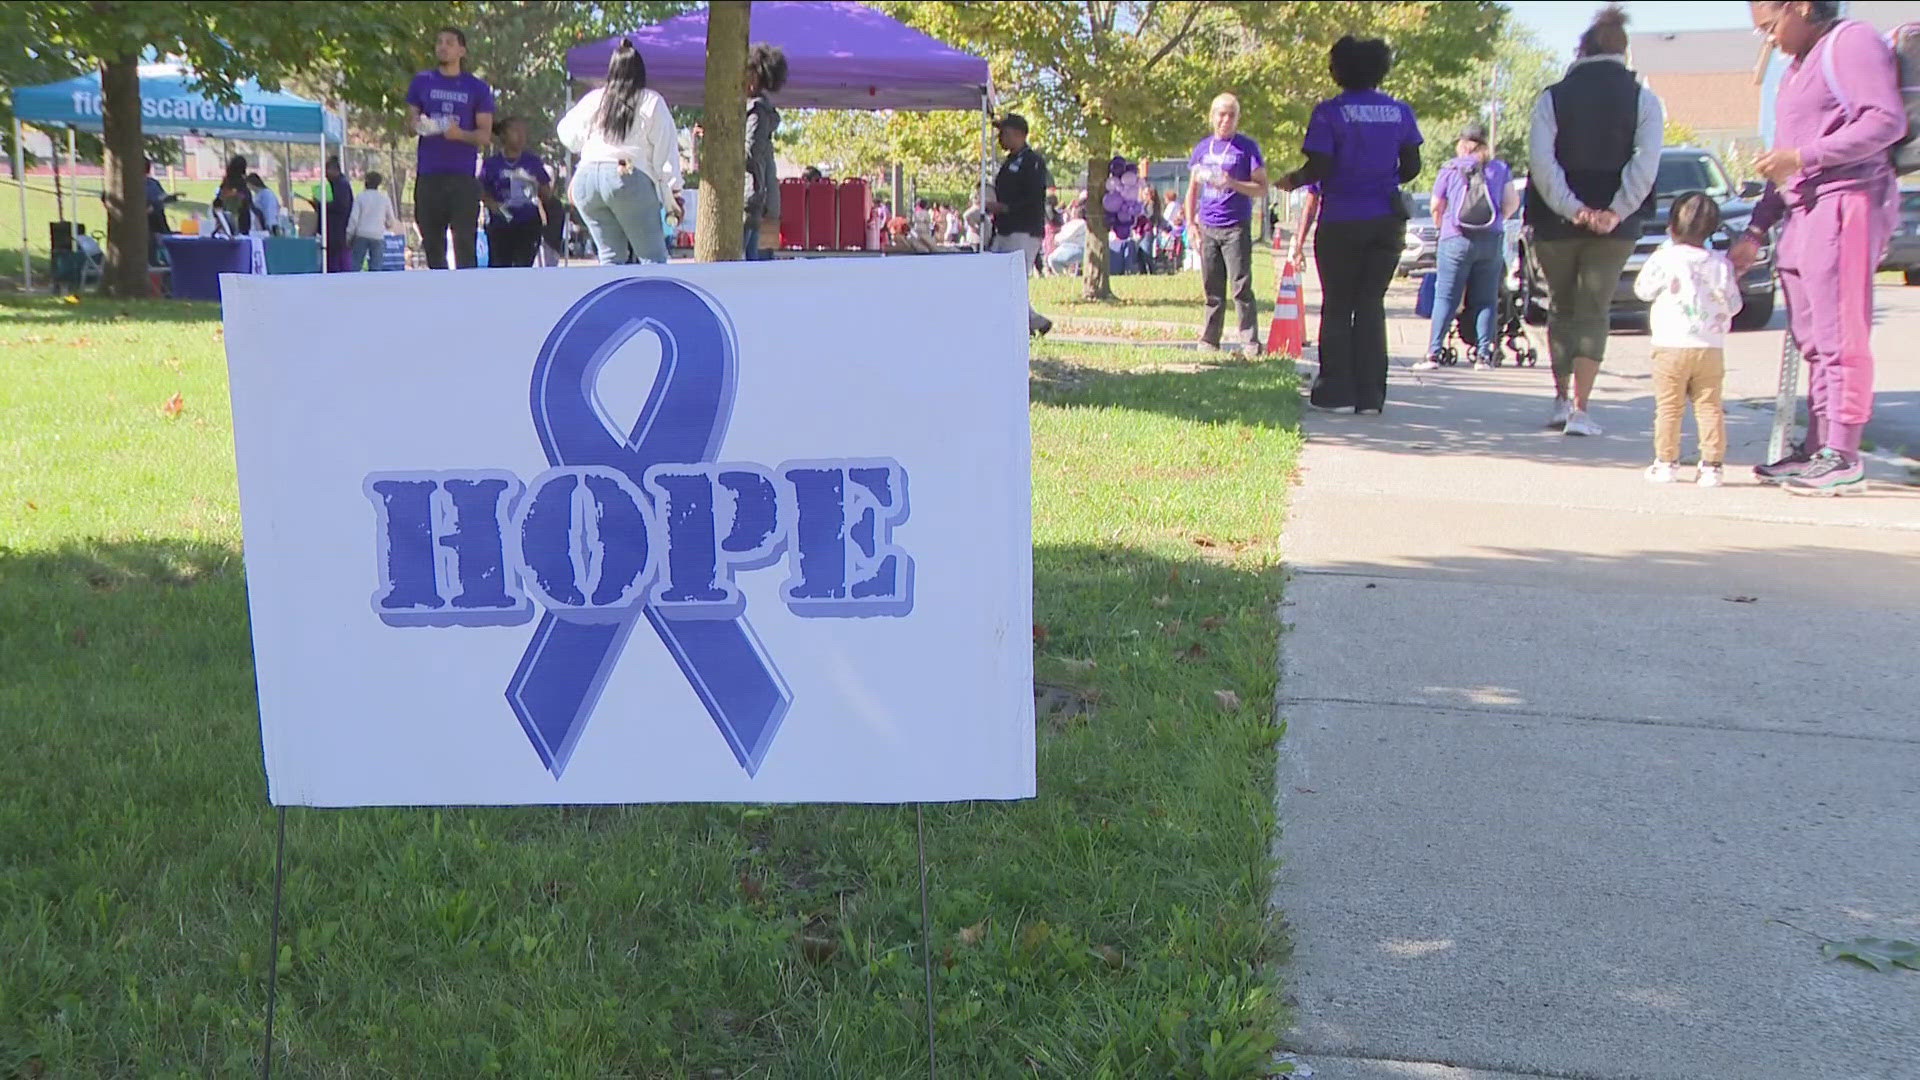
<box><xmin>1697</xmin><ymin>463</ymin><xmax>1724</xmax><ymax>488</ymax></box>
<box><xmin>1549</xmin><ymin>397</ymin><xmax>1572</xmax><ymax>429</ymax></box>
<box><xmin>1644</xmin><ymin>461</ymin><xmax>1677</xmax><ymax>483</ymax></box>
<box><xmin>1563</xmin><ymin>409</ymin><xmax>1601</xmax><ymax>436</ymax></box>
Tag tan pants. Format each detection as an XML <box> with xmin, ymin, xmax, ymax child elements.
<box><xmin>1651</xmin><ymin>346</ymin><xmax>1726</xmax><ymax>465</ymax></box>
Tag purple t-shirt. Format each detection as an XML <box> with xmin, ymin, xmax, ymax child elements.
<box><xmin>1189</xmin><ymin>133</ymin><xmax>1264</xmax><ymax>228</ymax></box>
<box><xmin>1301</xmin><ymin>90</ymin><xmax>1422</xmax><ymax>222</ymax></box>
<box><xmin>407</xmin><ymin>70</ymin><xmax>495</xmax><ymax>176</ymax></box>
<box><xmin>481</xmin><ymin>151</ymin><xmax>551</xmax><ymax>225</ymax></box>
<box><xmin>1432</xmin><ymin>156</ymin><xmax>1511</xmax><ymax>239</ymax></box>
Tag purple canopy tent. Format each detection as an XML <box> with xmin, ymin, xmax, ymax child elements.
<box><xmin>565</xmin><ymin>1</ymin><xmax>990</xmax><ymax>111</ymax></box>
<box><xmin>565</xmin><ymin>1</ymin><xmax>997</xmax><ymax>251</ymax></box>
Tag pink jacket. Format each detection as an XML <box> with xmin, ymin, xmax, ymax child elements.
<box><xmin>1751</xmin><ymin>19</ymin><xmax>1904</xmax><ymax>232</ymax></box>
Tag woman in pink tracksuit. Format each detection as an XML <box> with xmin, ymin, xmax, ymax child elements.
<box><xmin>1737</xmin><ymin>1</ymin><xmax>1905</xmax><ymax>494</ymax></box>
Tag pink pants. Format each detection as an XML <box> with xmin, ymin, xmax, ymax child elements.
<box><xmin>1775</xmin><ymin>185</ymin><xmax>1889</xmax><ymax>426</ymax></box>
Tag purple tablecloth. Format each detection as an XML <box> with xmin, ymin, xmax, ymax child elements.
<box><xmin>163</xmin><ymin>237</ymin><xmax>266</xmax><ymax>301</ymax></box>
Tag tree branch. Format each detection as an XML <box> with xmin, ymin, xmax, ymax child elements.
<box><xmin>1143</xmin><ymin>2</ymin><xmax>1205</xmax><ymax>70</ymax></box>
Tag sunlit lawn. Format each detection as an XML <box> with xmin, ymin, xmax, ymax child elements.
<box><xmin>0</xmin><ymin>293</ymin><xmax>1300</xmax><ymax>1077</ymax></box>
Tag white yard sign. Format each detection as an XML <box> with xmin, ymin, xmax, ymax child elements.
<box><xmin>224</xmin><ymin>257</ymin><xmax>1035</xmax><ymax>806</ymax></box>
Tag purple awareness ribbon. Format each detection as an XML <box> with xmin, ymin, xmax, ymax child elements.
<box><xmin>506</xmin><ymin>278</ymin><xmax>792</xmax><ymax>778</ymax></box>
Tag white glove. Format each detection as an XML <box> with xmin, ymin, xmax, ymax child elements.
<box><xmin>414</xmin><ymin>114</ymin><xmax>447</xmax><ymax>137</ymax></box>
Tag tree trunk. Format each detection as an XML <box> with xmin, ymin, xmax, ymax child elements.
<box><xmin>694</xmin><ymin>0</ymin><xmax>749</xmax><ymax>262</ymax></box>
<box><xmin>1082</xmin><ymin>119</ymin><xmax>1113</xmax><ymax>301</ymax></box>
<box><xmin>100</xmin><ymin>54</ymin><xmax>148</xmax><ymax>298</ymax></box>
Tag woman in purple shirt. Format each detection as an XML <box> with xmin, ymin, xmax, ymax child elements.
<box><xmin>1278</xmin><ymin>37</ymin><xmax>1424</xmax><ymax>414</ymax></box>
<box><xmin>1183</xmin><ymin>94</ymin><xmax>1269</xmax><ymax>353</ymax></box>
<box><xmin>1736</xmin><ymin>1</ymin><xmax>1904</xmax><ymax>494</ymax></box>
<box><xmin>1414</xmin><ymin>122</ymin><xmax>1519</xmax><ymax>371</ymax></box>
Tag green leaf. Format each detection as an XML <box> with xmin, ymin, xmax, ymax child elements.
<box><xmin>1820</xmin><ymin>938</ymin><xmax>1920</xmax><ymax>972</ymax></box>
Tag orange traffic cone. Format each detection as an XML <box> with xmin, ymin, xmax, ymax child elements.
<box><xmin>1265</xmin><ymin>258</ymin><xmax>1306</xmax><ymax>358</ymax></box>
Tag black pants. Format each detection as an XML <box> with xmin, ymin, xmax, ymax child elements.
<box><xmin>486</xmin><ymin>215</ymin><xmax>542</xmax><ymax>268</ymax></box>
<box><xmin>416</xmin><ymin>172</ymin><xmax>481</xmax><ymax>269</ymax></box>
<box><xmin>1311</xmin><ymin>215</ymin><xmax>1405</xmax><ymax>411</ymax></box>
<box><xmin>1200</xmin><ymin>222</ymin><xmax>1258</xmax><ymax>346</ymax></box>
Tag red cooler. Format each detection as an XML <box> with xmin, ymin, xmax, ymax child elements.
<box><xmin>778</xmin><ymin>178</ymin><xmax>808</xmax><ymax>249</ymax></box>
<box><xmin>804</xmin><ymin>179</ymin><xmax>837</xmax><ymax>250</ymax></box>
<box><xmin>835</xmin><ymin>179</ymin><xmax>870</xmax><ymax>250</ymax></box>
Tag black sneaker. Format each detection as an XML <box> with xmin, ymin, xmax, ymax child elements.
<box><xmin>1753</xmin><ymin>445</ymin><xmax>1814</xmax><ymax>484</ymax></box>
<box><xmin>1782</xmin><ymin>448</ymin><xmax>1865</xmax><ymax>496</ymax></box>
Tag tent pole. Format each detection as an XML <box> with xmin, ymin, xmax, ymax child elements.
<box><xmin>319</xmin><ymin>130</ymin><xmax>328</xmax><ymax>273</ymax></box>
<box><xmin>978</xmin><ymin>90</ymin><xmax>990</xmax><ymax>253</ymax></box>
<box><xmin>67</xmin><ymin>125</ymin><xmax>78</xmax><ymax>224</ymax></box>
<box><xmin>14</xmin><ymin>119</ymin><xmax>30</xmax><ymax>290</ymax></box>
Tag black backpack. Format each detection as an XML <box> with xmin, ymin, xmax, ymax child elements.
<box><xmin>1455</xmin><ymin>160</ymin><xmax>1498</xmax><ymax>230</ymax></box>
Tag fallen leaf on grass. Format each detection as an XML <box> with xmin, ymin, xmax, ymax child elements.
<box><xmin>1159</xmin><ymin>619</ymin><xmax>1184</xmax><ymax>637</ymax></box>
<box><xmin>1151</xmin><ymin>594</ymin><xmax>1171</xmax><ymax>608</ymax></box>
<box><xmin>1032</xmin><ymin>623</ymin><xmax>1049</xmax><ymax>646</ymax></box>
<box><xmin>1200</xmin><ymin>615</ymin><xmax>1226</xmax><ymax>631</ymax></box>
<box><xmin>60</xmin><ymin>296</ymin><xmax>79</xmax><ymax>306</ymax></box>
<box><xmin>69</xmin><ymin>627</ymin><xmax>88</xmax><ymax>647</ymax></box>
<box><xmin>1191</xmin><ymin>536</ymin><xmax>1218</xmax><ymax>548</ymax></box>
<box><xmin>24</xmin><ymin>502</ymin><xmax>36</xmax><ymax>511</ymax></box>
<box><xmin>957</xmin><ymin>921</ymin><xmax>987</xmax><ymax>947</ymax></box>
<box><xmin>1093</xmin><ymin>944</ymin><xmax>1125</xmax><ymax>970</ymax></box>
<box><xmin>1723</xmin><ymin>595</ymin><xmax>1758</xmax><ymax>604</ymax></box>
<box><xmin>161</xmin><ymin>392</ymin><xmax>185</xmax><ymax>418</ymax></box>
<box><xmin>1213</xmin><ymin>689</ymin><xmax>1241</xmax><ymax>711</ymax></box>
<box><xmin>1179</xmin><ymin>642</ymin><xmax>1208</xmax><ymax>662</ymax></box>
<box><xmin>738</xmin><ymin>873</ymin><xmax>764</xmax><ymax>903</ymax></box>
<box><xmin>1019</xmin><ymin>921</ymin><xmax>1052</xmax><ymax>950</ymax></box>
<box><xmin>21</xmin><ymin>334</ymin><xmax>49</xmax><ymax>344</ymax></box>
<box><xmin>1058</xmin><ymin>657</ymin><xmax>1096</xmax><ymax>673</ymax></box>
<box><xmin>67</xmin><ymin>336</ymin><xmax>91</xmax><ymax>347</ymax></box>
<box><xmin>795</xmin><ymin>933</ymin><xmax>839</xmax><ymax>964</ymax></box>
<box><xmin>1821</xmin><ymin>938</ymin><xmax>1920</xmax><ymax>972</ymax></box>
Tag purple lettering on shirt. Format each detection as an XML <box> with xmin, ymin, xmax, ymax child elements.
<box><xmin>1188</xmin><ymin>133</ymin><xmax>1264</xmax><ymax>228</ymax></box>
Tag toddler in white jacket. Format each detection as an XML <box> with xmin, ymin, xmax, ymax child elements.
<box><xmin>1633</xmin><ymin>191</ymin><xmax>1740</xmax><ymax>487</ymax></box>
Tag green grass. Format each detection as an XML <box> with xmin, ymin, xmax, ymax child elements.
<box><xmin>1031</xmin><ymin>258</ymin><xmax>1281</xmax><ymax>329</ymax></box>
<box><xmin>0</xmin><ymin>295</ymin><xmax>1300</xmax><ymax>1078</ymax></box>
<box><xmin>0</xmin><ymin>176</ymin><xmax>224</xmax><ymax>286</ymax></box>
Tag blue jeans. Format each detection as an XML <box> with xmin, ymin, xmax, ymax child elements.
<box><xmin>349</xmin><ymin>235</ymin><xmax>391</xmax><ymax>272</ymax></box>
<box><xmin>1425</xmin><ymin>231</ymin><xmax>1504</xmax><ymax>358</ymax></box>
<box><xmin>569</xmin><ymin>162</ymin><xmax>668</xmax><ymax>265</ymax></box>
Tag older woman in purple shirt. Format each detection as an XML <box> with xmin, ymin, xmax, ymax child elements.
<box><xmin>1735</xmin><ymin>1</ymin><xmax>1904</xmax><ymax>494</ymax></box>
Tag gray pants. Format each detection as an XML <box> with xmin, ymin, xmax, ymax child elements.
<box><xmin>989</xmin><ymin>231</ymin><xmax>1047</xmax><ymax>332</ymax></box>
<box><xmin>1200</xmin><ymin>222</ymin><xmax>1257</xmax><ymax>347</ymax></box>
<box><xmin>570</xmin><ymin>161</ymin><xmax>668</xmax><ymax>266</ymax></box>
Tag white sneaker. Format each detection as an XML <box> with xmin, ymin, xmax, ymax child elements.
<box><xmin>1696</xmin><ymin>464</ymin><xmax>1724</xmax><ymax>488</ymax></box>
<box><xmin>1471</xmin><ymin>358</ymin><xmax>1489</xmax><ymax>371</ymax></box>
<box><xmin>1563</xmin><ymin>409</ymin><xmax>1602</xmax><ymax>437</ymax></box>
<box><xmin>1645</xmin><ymin>461</ymin><xmax>1677</xmax><ymax>483</ymax></box>
<box><xmin>1549</xmin><ymin>398</ymin><xmax>1572</xmax><ymax>429</ymax></box>
<box><xmin>1411</xmin><ymin>358</ymin><xmax>1441</xmax><ymax>372</ymax></box>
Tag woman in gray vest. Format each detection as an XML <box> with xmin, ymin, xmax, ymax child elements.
<box><xmin>1525</xmin><ymin>4</ymin><xmax>1665</xmax><ymax>436</ymax></box>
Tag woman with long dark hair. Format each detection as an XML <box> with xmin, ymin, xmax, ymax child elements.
<box><xmin>213</xmin><ymin>155</ymin><xmax>262</xmax><ymax>237</ymax></box>
<box><xmin>557</xmin><ymin>39</ymin><xmax>682</xmax><ymax>264</ymax></box>
<box><xmin>743</xmin><ymin>42</ymin><xmax>790</xmax><ymax>260</ymax></box>
<box><xmin>1278</xmin><ymin>37</ymin><xmax>1425</xmax><ymax>414</ymax></box>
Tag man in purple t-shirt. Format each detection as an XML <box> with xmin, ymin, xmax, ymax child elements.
<box><xmin>406</xmin><ymin>27</ymin><xmax>495</xmax><ymax>269</ymax></box>
<box><xmin>1182</xmin><ymin>93</ymin><xmax>1268</xmax><ymax>353</ymax></box>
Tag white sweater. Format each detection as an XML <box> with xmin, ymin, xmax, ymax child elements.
<box><xmin>345</xmin><ymin>188</ymin><xmax>401</xmax><ymax>240</ymax></box>
<box><xmin>1632</xmin><ymin>241</ymin><xmax>1739</xmax><ymax>349</ymax></box>
<box><xmin>557</xmin><ymin>87</ymin><xmax>682</xmax><ymax>205</ymax></box>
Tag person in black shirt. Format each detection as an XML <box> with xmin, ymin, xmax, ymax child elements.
<box><xmin>985</xmin><ymin>113</ymin><xmax>1052</xmax><ymax>336</ymax></box>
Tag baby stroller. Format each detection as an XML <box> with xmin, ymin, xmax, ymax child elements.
<box><xmin>1435</xmin><ymin>233</ymin><xmax>1539</xmax><ymax>367</ymax></box>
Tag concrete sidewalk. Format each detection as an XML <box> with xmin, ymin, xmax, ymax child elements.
<box><xmin>1273</xmin><ymin>299</ymin><xmax>1920</xmax><ymax>1080</ymax></box>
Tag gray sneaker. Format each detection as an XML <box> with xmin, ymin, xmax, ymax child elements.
<box><xmin>1753</xmin><ymin>445</ymin><xmax>1814</xmax><ymax>484</ymax></box>
<box><xmin>1782</xmin><ymin>448</ymin><xmax>1865</xmax><ymax>496</ymax></box>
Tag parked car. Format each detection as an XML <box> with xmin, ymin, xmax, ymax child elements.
<box><xmin>1521</xmin><ymin>146</ymin><xmax>1777</xmax><ymax>330</ymax></box>
<box><xmin>1880</xmin><ymin>185</ymin><xmax>1920</xmax><ymax>284</ymax></box>
<box><xmin>1398</xmin><ymin>193</ymin><xmax>1436</xmax><ymax>275</ymax></box>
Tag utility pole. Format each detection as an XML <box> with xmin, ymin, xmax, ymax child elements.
<box><xmin>1487</xmin><ymin>61</ymin><xmax>1506</xmax><ymax>156</ymax></box>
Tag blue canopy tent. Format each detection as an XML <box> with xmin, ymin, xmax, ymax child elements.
<box><xmin>10</xmin><ymin>64</ymin><xmax>346</xmax><ymax>285</ymax></box>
